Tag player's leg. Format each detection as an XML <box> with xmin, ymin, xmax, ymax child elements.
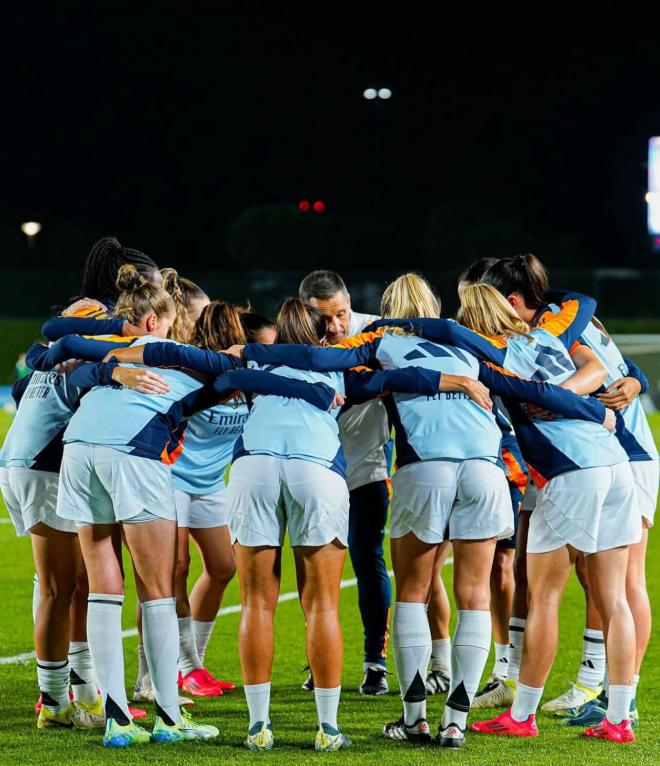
<box><xmin>625</xmin><ymin>523</ymin><xmax>650</xmax><ymax>718</ymax></box>
<box><xmin>425</xmin><ymin>541</ymin><xmax>452</xmax><ymax>694</ymax></box>
<box><xmin>347</xmin><ymin>480</ymin><xmax>392</xmax><ymax>695</ymax></box>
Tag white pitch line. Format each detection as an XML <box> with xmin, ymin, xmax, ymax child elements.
<box><xmin>0</xmin><ymin>559</ymin><xmax>453</xmax><ymax>666</ymax></box>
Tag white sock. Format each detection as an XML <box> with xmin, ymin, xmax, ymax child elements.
<box><xmin>32</xmin><ymin>573</ymin><xmax>40</xmax><ymax>624</ymax></box>
<box><xmin>137</xmin><ymin>644</ymin><xmax>151</xmax><ymax>688</ymax></box>
<box><xmin>431</xmin><ymin>637</ymin><xmax>451</xmax><ymax>675</ymax></box>
<box><xmin>604</xmin><ymin>666</ymin><xmax>609</xmax><ymax>698</ymax></box>
<box><xmin>633</xmin><ymin>673</ymin><xmax>639</xmax><ymax>701</ymax></box>
<box><xmin>392</xmin><ymin>602</ymin><xmax>431</xmax><ymax>725</ymax></box>
<box><xmin>178</xmin><ymin>616</ymin><xmax>203</xmax><ymax>676</ymax></box>
<box><xmin>511</xmin><ymin>681</ymin><xmax>543</xmax><ymax>722</ymax></box>
<box><xmin>577</xmin><ymin>629</ymin><xmax>605</xmax><ymax>690</ymax></box>
<box><xmin>493</xmin><ymin>642</ymin><xmax>509</xmax><ymax>679</ymax></box>
<box><xmin>143</xmin><ymin>597</ymin><xmax>181</xmax><ymax>725</ymax></box>
<box><xmin>87</xmin><ymin>593</ymin><xmax>131</xmax><ymax>724</ymax></box>
<box><xmin>314</xmin><ymin>686</ymin><xmax>341</xmax><ymax>730</ymax></box>
<box><xmin>68</xmin><ymin>642</ymin><xmax>98</xmax><ymax>703</ymax></box>
<box><xmin>245</xmin><ymin>682</ymin><xmax>271</xmax><ymax>728</ymax></box>
<box><xmin>607</xmin><ymin>684</ymin><xmax>633</xmax><ymax>725</ymax></box>
<box><xmin>193</xmin><ymin>619</ymin><xmax>216</xmax><ymax>665</ymax></box>
<box><xmin>507</xmin><ymin>617</ymin><xmax>526</xmax><ymax>682</ymax></box>
<box><xmin>441</xmin><ymin>610</ymin><xmax>491</xmax><ymax>730</ymax></box>
<box><xmin>36</xmin><ymin>658</ymin><xmax>70</xmax><ymax>712</ymax></box>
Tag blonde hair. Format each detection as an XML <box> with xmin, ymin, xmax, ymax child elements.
<box><xmin>114</xmin><ymin>265</ymin><xmax>175</xmax><ymax>324</ymax></box>
<box><xmin>457</xmin><ymin>283</ymin><xmax>531</xmax><ymax>339</ymax></box>
<box><xmin>380</xmin><ymin>273</ymin><xmax>440</xmax><ymax>319</ymax></box>
<box><xmin>161</xmin><ymin>268</ymin><xmax>209</xmax><ymax>342</ymax></box>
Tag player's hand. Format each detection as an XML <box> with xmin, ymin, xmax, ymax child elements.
<box><xmin>62</xmin><ymin>298</ymin><xmax>107</xmax><ymax>316</ymax></box>
<box><xmin>603</xmin><ymin>408</ymin><xmax>616</xmax><ymax>432</ymax></box>
<box><xmin>111</xmin><ymin>366</ymin><xmax>169</xmax><ymax>394</ymax></box>
<box><xmin>55</xmin><ymin>359</ymin><xmax>81</xmax><ymax>375</ymax></box>
<box><xmin>462</xmin><ymin>378</ymin><xmax>492</xmax><ymax>411</ymax></box>
<box><xmin>330</xmin><ymin>391</ymin><xmax>345</xmax><ymax>409</ymax></box>
<box><xmin>596</xmin><ymin>377</ymin><xmax>642</xmax><ymax>411</ymax></box>
<box><xmin>225</xmin><ymin>345</ymin><xmax>245</xmax><ymax>359</ymax></box>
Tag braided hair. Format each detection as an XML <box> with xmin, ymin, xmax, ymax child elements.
<box><xmin>80</xmin><ymin>237</ymin><xmax>159</xmax><ymax>305</ymax></box>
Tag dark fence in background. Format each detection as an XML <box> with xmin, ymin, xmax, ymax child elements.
<box><xmin>2</xmin><ymin>267</ymin><xmax>660</xmax><ymax>322</ymax></box>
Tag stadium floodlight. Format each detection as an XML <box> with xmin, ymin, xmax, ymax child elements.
<box><xmin>648</xmin><ymin>138</ymin><xmax>660</xmax><ymax>236</ymax></box>
<box><xmin>377</xmin><ymin>88</ymin><xmax>392</xmax><ymax>99</ymax></box>
<box><xmin>20</xmin><ymin>221</ymin><xmax>42</xmax><ymax>237</ymax></box>
<box><xmin>363</xmin><ymin>88</ymin><xmax>377</xmax><ymax>100</ymax></box>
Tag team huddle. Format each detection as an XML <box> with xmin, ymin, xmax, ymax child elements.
<box><xmin>0</xmin><ymin>237</ymin><xmax>656</xmax><ymax>751</ymax></box>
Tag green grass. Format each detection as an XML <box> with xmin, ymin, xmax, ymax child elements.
<box><xmin>0</xmin><ymin>413</ymin><xmax>659</xmax><ymax>765</ymax></box>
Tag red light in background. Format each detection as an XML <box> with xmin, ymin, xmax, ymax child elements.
<box><xmin>313</xmin><ymin>200</ymin><xmax>325</xmax><ymax>213</ymax></box>
<box><xmin>298</xmin><ymin>200</ymin><xmax>311</xmax><ymax>213</ymax></box>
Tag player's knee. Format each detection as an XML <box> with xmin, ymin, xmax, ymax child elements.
<box><xmin>491</xmin><ymin>553</ymin><xmax>514</xmax><ymax>592</ymax></box>
<box><xmin>205</xmin><ymin>557</ymin><xmax>236</xmax><ymax>587</ymax></box>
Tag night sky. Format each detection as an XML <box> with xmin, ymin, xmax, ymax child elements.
<box><xmin>2</xmin><ymin>2</ymin><xmax>659</xmax><ymax>269</ymax></box>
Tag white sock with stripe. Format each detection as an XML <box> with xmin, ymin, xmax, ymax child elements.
<box><xmin>193</xmin><ymin>619</ymin><xmax>216</xmax><ymax>665</ymax></box>
<box><xmin>577</xmin><ymin>629</ymin><xmax>605</xmax><ymax>690</ymax></box>
<box><xmin>36</xmin><ymin>658</ymin><xmax>70</xmax><ymax>713</ymax></box>
<box><xmin>507</xmin><ymin>617</ymin><xmax>526</xmax><ymax>682</ymax></box>
<box><xmin>178</xmin><ymin>616</ymin><xmax>203</xmax><ymax>676</ymax></box>
<box><xmin>143</xmin><ymin>597</ymin><xmax>181</xmax><ymax>725</ymax></box>
<box><xmin>392</xmin><ymin>602</ymin><xmax>431</xmax><ymax>725</ymax></box>
<box><xmin>68</xmin><ymin>642</ymin><xmax>98</xmax><ymax>704</ymax></box>
<box><xmin>493</xmin><ymin>642</ymin><xmax>509</xmax><ymax>679</ymax></box>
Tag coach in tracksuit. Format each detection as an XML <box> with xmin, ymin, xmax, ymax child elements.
<box><xmin>299</xmin><ymin>270</ymin><xmax>391</xmax><ymax>695</ymax></box>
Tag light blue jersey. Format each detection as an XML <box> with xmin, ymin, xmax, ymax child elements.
<box><xmin>374</xmin><ymin>333</ymin><xmax>503</xmax><ymax>466</ymax></box>
<box><xmin>63</xmin><ymin>337</ymin><xmax>209</xmax><ymax>462</ymax></box>
<box><xmin>0</xmin><ymin>370</ymin><xmax>81</xmax><ymax>472</ymax></box>
<box><xmin>235</xmin><ymin>364</ymin><xmax>346</xmax><ymax>475</ymax></box>
<box><xmin>500</xmin><ymin>328</ymin><xmax>627</xmax><ymax>476</ymax></box>
<box><xmin>172</xmin><ymin>399</ymin><xmax>249</xmax><ymax>494</ymax></box>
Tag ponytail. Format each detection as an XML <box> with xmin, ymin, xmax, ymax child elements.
<box><xmin>457</xmin><ymin>283</ymin><xmax>532</xmax><ymax>340</ymax></box>
<box><xmin>189</xmin><ymin>302</ymin><xmax>246</xmax><ymax>351</ymax></box>
<box><xmin>114</xmin><ymin>265</ymin><xmax>175</xmax><ymax>324</ymax></box>
<box><xmin>482</xmin><ymin>253</ymin><xmax>549</xmax><ymax>309</ymax></box>
<box><xmin>275</xmin><ymin>298</ymin><xmax>325</xmax><ymax>345</ymax></box>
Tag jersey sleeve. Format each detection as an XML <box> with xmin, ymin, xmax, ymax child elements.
<box><xmin>12</xmin><ymin>374</ymin><xmax>32</xmax><ymax>406</ymax></box>
<box><xmin>214</xmin><ymin>369</ymin><xmax>336</xmax><ymax>411</ymax></box>
<box><xmin>363</xmin><ymin>318</ymin><xmax>507</xmax><ymax>364</ymax></box>
<box><xmin>25</xmin><ymin>335</ymin><xmax>136</xmax><ymax>371</ymax></box>
<box><xmin>478</xmin><ymin>362</ymin><xmax>607</xmax><ymax>423</ymax></box>
<box><xmin>343</xmin><ymin>367</ymin><xmax>441</xmax><ymax>404</ymax></box>
<box><xmin>243</xmin><ymin>336</ymin><xmax>380</xmax><ymax>371</ymax></box>
<box><xmin>67</xmin><ymin>361</ymin><xmax>119</xmax><ymax>390</ymax></box>
<box><xmin>622</xmin><ymin>358</ymin><xmax>650</xmax><ymax>393</ymax></box>
<box><xmin>537</xmin><ymin>291</ymin><xmax>597</xmax><ymax>348</ymax></box>
<box><xmin>141</xmin><ymin>342</ymin><xmax>244</xmax><ymax>375</ymax></box>
<box><xmin>41</xmin><ymin>315</ymin><xmax>126</xmax><ymax>341</ymax></box>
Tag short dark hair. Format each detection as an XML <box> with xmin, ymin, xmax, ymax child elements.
<box><xmin>458</xmin><ymin>257</ymin><xmax>499</xmax><ymax>286</ymax></box>
<box><xmin>240</xmin><ymin>312</ymin><xmax>276</xmax><ymax>343</ymax></box>
<box><xmin>299</xmin><ymin>270</ymin><xmax>348</xmax><ymax>303</ymax></box>
<box><xmin>482</xmin><ymin>254</ymin><xmax>549</xmax><ymax>309</ymax></box>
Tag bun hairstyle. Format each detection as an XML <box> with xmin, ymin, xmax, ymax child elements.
<box><xmin>380</xmin><ymin>273</ymin><xmax>440</xmax><ymax>319</ymax></box>
<box><xmin>458</xmin><ymin>257</ymin><xmax>499</xmax><ymax>285</ymax></box>
<box><xmin>113</xmin><ymin>265</ymin><xmax>175</xmax><ymax>325</ymax></box>
<box><xmin>275</xmin><ymin>298</ymin><xmax>326</xmax><ymax>345</ymax></box>
<box><xmin>160</xmin><ymin>268</ymin><xmax>209</xmax><ymax>342</ymax></box>
<box><xmin>481</xmin><ymin>253</ymin><xmax>549</xmax><ymax>310</ymax></box>
<box><xmin>457</xmin><ymin>283</ymin><xmax>532</xmax><ymax>340</ymax></box>
<box><xmin>80</xmin><ymin>236</ymin><xmax>159</xmax><ymax>304</ymax></box>
<box><xmin>189</xmin><ymin>301</ymin><xmax>246</xmax><ymax>351</ymax></box>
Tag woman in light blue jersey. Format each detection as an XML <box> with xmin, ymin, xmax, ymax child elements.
<box><xmin>485</xmin><ymin>254</ymin><xmax>656</xmax><ymax>730</ymax></box>
<box><xmin>0</xmin><ymin>264</ymin><xmax>174</xmax><ymax>733</ymax></box>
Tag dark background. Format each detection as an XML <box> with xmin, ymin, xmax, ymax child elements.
<box><xmin>0</xmin><ymin>3</ymin><xmax>659</xmax><ymax>299</ymax></box>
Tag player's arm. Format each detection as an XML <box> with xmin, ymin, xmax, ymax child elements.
<box><xmin>12</xmin><ymin>373</ymin><xmax>32</xmax><ymax>406</ymax></box>
<box><xmin>563</xmin><ymin>343</ymin><xmax>608</xmax><ymax>395</ymax></box>
<box><xmin>213</xmin><ymin>369</ymin><xmax>340</xmax><ymax>411</ymax></box>
<box><xmin>596</xmin><ymin>357</ymin><xmax>648</xmax><ymax>411</ymax></box>
<box><xmin>343</xmin><ymin>367</ymin><xmax>441</xmax><ymax>404</ymax></box>
<box><xmin>538</xmin><ymin>290</ymin><xmax>597</xmax><ymax>347</ymax></box>
<box><xmin>26</xmin><ymin>335</ymin><xmax>136</xmax><ymax>371</ymax></box>
<box><xmin>41</xmin><ymin>315</ymin><xmax>128</xmax><ymax>341</ymax></box>
<box><xmin>363</xmin><ymin>318</ymin><xmax>507</xmax><ymax>365</ymax></box>
<box><xmin>241</xmin><ymin>338</ymin><xmax>379</xmax><ymax>371</ymax></box>
<box><xmin>68</xmin><ymin>361</ymin><xmax>170</xmax><ymax>395</ymax></box>
<box><xmin>478</xmin><ymin>362</ymin><xmax>611</xmax><ymax>427</ymax></box>
<box><xmin>103</xmin><ymin>342</ymin><xmax>244</xmax><ymax>375</ymax></box>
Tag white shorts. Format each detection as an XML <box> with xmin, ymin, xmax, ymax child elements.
<box><xmin>528</xmin><ymin>462</ymin><xmax>641</xmax><ymax>555</ymax></box>
<box><xmin>390</xmin><ymin>459</ymin><xmax>513</xmax><ymax>544</ymax></box>
<box><xmin>174</xmin><ymin>489</ymin><xmax>229</xmax><ymax>529</ymax></box>
<box><xmin>0</xmin><ymin>466</ymin><xmax>76</xmax><ymax>536</ymax></box>
<box><xmin>226</xmin><ymin>454</ymin><xmax>350</xmax><ymax>547</ymax></box>
<box><xmin>631</xmin><ymin>460</ymin><xmax>659</xmax><ymax>527</ymax></box>
<box><xmin>57</xmin><ymin>443</ymin><xmax>176</xmax><ymax>525</ymax></box>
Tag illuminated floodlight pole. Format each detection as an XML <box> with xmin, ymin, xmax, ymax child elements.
<box><xmin>20</xmin><ymin>221</ymin><xmax>42</xmax><ymax>249</ymax></box>
<box><xmin>647</xmin><ymin>139</ymin><xmax>660</xmax><ymax>252</ymax></box>
<box><xmin>363</xmin><ymin>87</ymin><xmax>392</xmax><ymax>217</ymax></box>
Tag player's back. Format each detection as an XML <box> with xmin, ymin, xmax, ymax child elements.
<box><xmin>375</xmin><ymin>333</ymin><xmax>502</xmax><ymax>466</ymax></box>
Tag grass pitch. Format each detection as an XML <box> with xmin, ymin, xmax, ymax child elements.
<box><xmin>0</xmin><ymin>413</ymin><xmax>658</xmax><ymax>765</ymax></box>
